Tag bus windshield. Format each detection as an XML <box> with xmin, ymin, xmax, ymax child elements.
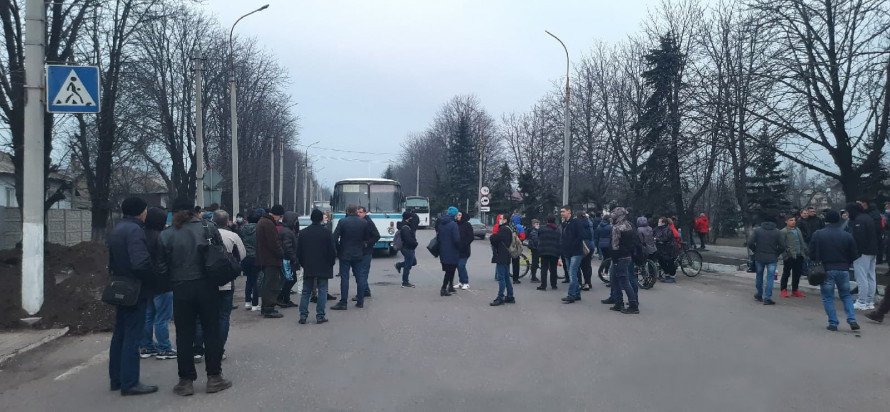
<box><xmin>333</xmin><ymin>181</ymin><xmax>403</xmax><ymax>213</ymax></box>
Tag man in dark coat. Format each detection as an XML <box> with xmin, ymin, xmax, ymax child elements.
<box><xmin>560</xmin><ymin>205</ymin><xmax>590</xmax><ymax>304</ymax></box>
<box><xmin>395</xmin><ymin>211</ymin><xmax>419</xmax><ymax>288</ymax></box>
<box><xmin>256</xmin><ymin>205</ymin><xmax>285</xmax><ymax>318</ymax></box>
<box><xmin>748</xmin><ymin>215</ymin><xmax>786</xmax><ymax>306</ymax></box>
<box><xmin>489</xmin><ymin>213</ymin><xmax>516</xmax><ymax>306</ymax></box>
<box><xmin>536</xmin><ymin>216</ymin><xmax>562</xmax><ymax>291</ymax></box>
<box><xmin>297</xmin><ymin>209</ymin><xmax>336</xmax><ymax>324</ymax></box>
<box><xmin>332</xmin><ymin>205</ymin><xmax>372</xmax><ymax>310</ymax></box>
<box><xmin>849</xmin><ymin>202</ymin><xmax>879</xmax><ymax>310</ymax></box>
<box><xmin>107</xmin><ymin>197</ymin><xmax>158</xmax><ymax>396</ymax></box>
<box><xmin>811</xmin><ymin>210</ymin><xmax>860</xmax><ymax>331</ymax></box>
<box><xmin>437</xmin><ymin>207</ymin><xmax>462</xmax><ymax>296</ymax></box>
<box><xmin>456</xmin><ymin>212</ymin><xmax>474</xmax><ymax>289</ymax></box>
<box><xmin>276</xmin><ymin>211</ymin><xmax>301</xmax><ymax>307</ymax></box>
<box><xmin>139</xmin><ymin>207</ymin><xmax>176</xmax><ymax>361</ymax></box>
<box><xmin>355</xmin><ymin>206</ymin><xmax>381</xmax><ymax>301</ymax></box>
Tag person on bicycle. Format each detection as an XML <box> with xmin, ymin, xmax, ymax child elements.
<box><xmin>536</xmin><ymin>216</ymin><xmax>562</xmax><ymax>291</ymax></box>
<box><xmin>636</xmin><ymin>216</ymin><xmax>657</xmax><ymax>259</ymax></box>
<box><xmin>654</xmin><ymin>217</ymin><xmax>679</xmax><ymax>283</ymax></box>
<box><xmin>527</xmin><ymin>219</ymin><xmax>541</xmax><ymax>283</ymax></box>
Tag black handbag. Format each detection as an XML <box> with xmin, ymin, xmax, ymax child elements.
<box><xmin>201</xmin><ymin>222</ymin><xmax>241</xmax><ymax>287</ymax></box>
<box><xmin>807</xmin><ymin>262</ymin><xmax>827</xmax><ymax>286</ymax></box>
<box><xmin>427</xmin><ymin>236</ymin><xmax>440</xmax><ymax>258</ymax></box>
<box><xmin>101</xmin><ymin>276</ymin><xmax>142</xmax><ymax>307</ymax></box>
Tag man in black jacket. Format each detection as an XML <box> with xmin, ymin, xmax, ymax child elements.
<box><xmin>356</xmin><ymin>206</ymin><xmax>381</xmax><ymax>301</ymax></box>
<box><xmin>848</xmin><ymin>202</ymin><xmax>879</xmax><ymax>310</ymax></box>
<box><xmin>297</xmin><ymin>209</ymin><xmax>337</xmax><ymax>324</ymax></box>
<box><xmin>332</xmin><ymin>205</ymin><xmax>372</xmax><ymax>310</ymax></box>
<box><xmin>489</xmin><ymin>213</ymin><xmax>515</xmax><ymax>306</ymax></box>
<box><xmin>395</xmin><ymin>211</ymin><xmax>419</xmax><ymax>288</ymax></box>
<box><xmin>276</xmin><ymin>211</ymin><xmax>301</xmax><ymax>308</ymax></box>
<box><xmin>536</xmin><ymin>216</ymin><xmax>562</xmax><ymax>291</ymax></box>
<box><xmin>560</xmin><ymin>206</ymin><xmax>589</xmax><ymax>304</ymax></box>
<box><xmin>810</xmin><ymin>210</ymin><xmax>860</xmax><ymax>331</ymax></box>
<box><xmin>107</xmin><ymin>197</ymin><xmax>159</xmax><ymax>396</ymax></box>
<box><xmin>456</xmin><ymin>212</ymin><xmax>474</xmax><ymax>289</ymax></box>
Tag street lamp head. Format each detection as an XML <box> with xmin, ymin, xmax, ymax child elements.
<box><xmin>259</xmin><ymin>4</ymin><xmax>270</xmax><ymax>11</ymax></box>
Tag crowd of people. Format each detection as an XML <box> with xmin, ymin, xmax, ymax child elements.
<box><xmin>103</xmin><ymin>194</ymin><xmax>890</xmax><ymax>397</ymax></box>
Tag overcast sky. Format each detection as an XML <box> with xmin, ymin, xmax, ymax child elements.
<box><xmin>198</xmin><ymin>0</ymin><xmax>661</xmax><ymax>188</ymax></box>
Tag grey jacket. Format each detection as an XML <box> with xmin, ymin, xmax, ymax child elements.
<box><xmin>748</xmin><ymin>221</ymin><xmax>786</xmax><ymax>263</ymax></box>
<box><xmin>780</xmin><ymin>227</ymin><xmax>807</xmax><ymax>259</ymax></box>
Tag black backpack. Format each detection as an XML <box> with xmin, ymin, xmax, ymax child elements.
<box><xmin>631</xmin><ymin>230</ymin><xmax>648</xmax><ymax>263</ymax></box>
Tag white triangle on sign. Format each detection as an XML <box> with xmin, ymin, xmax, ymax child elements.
<box><xmin>52</xmin><ymin>70</ymin><xmax>96</xmax><ymax>107</ymax></box>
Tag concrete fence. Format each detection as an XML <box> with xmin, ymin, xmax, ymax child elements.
<box><xmin>0</xmin><ymin>207</ymin><xmax>92</xmax><ymax>250</ymax></box>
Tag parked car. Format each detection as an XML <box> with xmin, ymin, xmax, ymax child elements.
<box><xmin>298</xmin><ymin>215</ymin><xmax>312</xmax><ymax>228</ymax></box>
<box><xmin>469</xmin><ymin>218</ymin><xmax>488</xmax><ymax>239</ymax></box>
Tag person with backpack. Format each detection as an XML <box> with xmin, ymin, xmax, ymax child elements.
<box><xmin>653</xmin><ymin>217</ymin><xmax>679</xmax><ymax>283</ymax></box>
<box><xmin>394</xmin><ymin>211</ymin><xmax>419</xmax><ymax>288</ymax></box>
<box><xmin>748</xmin><ymin>215</ymin><xmax>786</xmax><ymax>306</ymax></box>
<box><xmin>560</xmin><ymin>205</ymin><xmax>590</xmax><ymax>304</ymax></box>
<box><xmin>602</xmin><ymin>207</ymin><xmax>639</xmax><ymax>314</ymax></box>
<box><xmin>456</xmin><ymin>212</ymin><xmax>475</xmax><ymax>290</ymax></box>
<box><xmin>527</xmin><ymin>219</ymin><xmax>541</xmax><ymax>283</ymax></box>
<box><xmin>436</xmin><ymin>207</ymin><xmax>462</xmax><ymax>296</ymax></box>
<box><xmin>490</xmin><ymin>213</ymin><xmax>516</xmax><ymax>306</ymax></box>
<box><xmin>509</xmin><ymin>214</ymin><xmax>527</xmax><ymax>284</ymax></box>
<box><xmin>536</xmin><ymin>216</ymin><xmax>562</xmax><ymax>291</ymax></box>
<box><xmin>276</xmin><ymin>211</ymin><xmax>301</xmax><ymax>308</ymax></box>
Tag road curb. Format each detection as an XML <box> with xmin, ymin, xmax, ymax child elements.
<box><xmin>0</xmin><ymin>327</ymin><xmax>69</xmax><ymax>366</ymax></box>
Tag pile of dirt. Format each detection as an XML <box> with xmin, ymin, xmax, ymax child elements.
<box><xmin>0</xmin><ymin>242</ymin><xmax>114</xmax><ymax>334</ymax></box>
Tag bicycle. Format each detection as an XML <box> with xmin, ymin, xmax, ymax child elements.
<box><xmin>676</xmin><ymin>242</ymin><xmax>703</xmax><ymax>277</ymax></box>
<box><xmin>597</xmin><ymin>257</ymin><xmax>658</xmax><ymax>289</ymax></box>
<box><xmin>514</xmin><ymin>252</ymin><xmax>566</xmax><ymax>280</ymax></box>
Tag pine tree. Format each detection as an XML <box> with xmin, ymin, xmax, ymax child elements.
<box><xmin>446</xmin><ymin>117</ymin><xmax>479</xmax><ymax>209</ymax></box>
<box><xmin>747</xmin><ymin>139</ymin><xmax>791</xmax><ymax>221</ymax></box>
<box><xmin>381</xmin><ymin>165</ymin><xmax>395</xmax><ymax>180</ymax></box>
<box><xmin>490</xmin><ymin>162</ymin><xmax>514</xmax><ymax>215</ymax></box>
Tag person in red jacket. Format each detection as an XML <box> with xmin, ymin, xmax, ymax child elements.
<box><xmin>694</xmin><ymin>213</ymin><xmax>710</xmax><ymax>250</ymax></box>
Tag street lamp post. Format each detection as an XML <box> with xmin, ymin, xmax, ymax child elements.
<box><xmin>229</xmin><ymin>4</ymin><xmax>269</xmax><ymax>216</ymax></box>
<box><xmin>546</xmin><ymin>30</ymin><xmax>571</xmax><ymax>207</ymax></box>
<box><xmin>303</xmin><ymin>141</ymin><xmax>320</xmax><ymax>215</ymax></box>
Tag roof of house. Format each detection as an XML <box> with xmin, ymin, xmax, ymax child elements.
<box><xmin>0</xmin><ymin>151</ymin><xmax>72</xmax><ymax>181</ymax></box>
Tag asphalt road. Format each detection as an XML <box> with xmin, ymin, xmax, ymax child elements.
<box><xmin>2</xmin><ymin>229</ymin><xmax>889</xmax><ymax>412</ymax></box>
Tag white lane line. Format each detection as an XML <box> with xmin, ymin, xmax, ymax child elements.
<box><xmin>54</xmin><ymin>352</ymin><xmax>108</xmax><ymax>381</ymax></box>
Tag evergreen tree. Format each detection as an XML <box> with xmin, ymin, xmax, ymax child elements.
<box><xmin>490</xmin><ymin>162</ymin><xmax>514</xmax><ymax>214</ymax></box>
<box><xmin>381</xmin><ymin>165</ymin><xmax>395</xmax><ymax>180</ymax></box>
<box><xmin>446</xmin><ymin>117</ymin><xmax>479</xmax><ymax>208</ymax></box>
<box><xmin>747</xmin><ymin>139</ymin><xmax>791</xmax><ymax>221</ymax></box>
<box><xmin>517</xmin><ymin>171</ymin><xmax>541</xmax><ymax>219</ymax></box>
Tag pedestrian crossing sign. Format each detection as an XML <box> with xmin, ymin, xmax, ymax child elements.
<box><xmin>46</xmin><ymin>65</ymin><xmax>101</xmax><ymax>113</ymax></box>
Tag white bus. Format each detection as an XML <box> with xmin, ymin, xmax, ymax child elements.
<box><xmin>405</xmin><ymin>196</ymin><xmax>430</xmax><ymax>228</ymax></box>
<box><xmin>331</xmin><ymin>178</ymin><xmax>404</xmax><ymax>255</ymax></box>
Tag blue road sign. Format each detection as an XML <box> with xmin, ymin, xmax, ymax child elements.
<box><xmin>46</xmin><ymin>65</ymin><xmax>101</xmax><ymax>113</ymax></box>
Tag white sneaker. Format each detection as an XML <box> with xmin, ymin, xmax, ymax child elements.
<box><xmin>251</xmin><ymin>305</ymin><xmax>261</xmax><ymax>311</ymax></box>
<box><xmin>853</xmin><ymin>302</ymin><xmax>867</xmax><ymax>310</ymax></box>
<box><xmin>461</xmin><ymin>283</ymin><xmax>470</xmax><ymax>290</ymax></box>
<box><xmin>245</xmin><ymin>302</ymin><xmax>252</xmax><ymax>309</ymax></box>
<box><xmin>867</xmin><ymin>304</ymin><xmax>876</xmax><ymax>310</ymax></box>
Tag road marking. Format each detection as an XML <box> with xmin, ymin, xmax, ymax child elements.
<box><xmin>54</xmin><ymin>352</ymin><xmax>108</xmax><ymax>381</ymax></box>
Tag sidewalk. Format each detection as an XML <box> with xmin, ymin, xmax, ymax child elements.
<box><xmin>0</xmin><ymin>328</ymin><xmax>68</xmax><ymax>366</ymax></box>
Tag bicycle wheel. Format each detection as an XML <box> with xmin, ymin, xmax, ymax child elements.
<box><xmin>598</xmin><ymin>258</ymin><xmax>612</xmax><ymax>285</ymax></box>
<box><xmin>517</xmin><ymin>254</ymin><xmax>531</xmax><ymax>279</ymax></box>
<box><xmin>680</xmin><ymin>250</ymin><xmax>703</xmax><ymax>277</ymax></box>
<box><xmin>639</xmin><ymin>259</ymin><xmax>658</xmax><ymax>289</ymax></box>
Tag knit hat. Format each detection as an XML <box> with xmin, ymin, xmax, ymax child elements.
<box><xmin>825</xmin><ymin>210</ymin><xmax>840</xmax><ymax>224</ymax></box>
<box><xmin>403</xmin><ymin>211</ymin><xmax>413</xmax><ymax>220</ymax></box>
<box><xmin>311</xmin><ymin>209</ymin><xmax>324</xmax><ymax>223</ymax></box>
<box><xmin>120</xmin><ymin>197</ymin><xmax>147</xmax><ymax>217</ymax></box>
<box><xmin>270</xmin><ymin>205</ymin><xmax>285</xmax><ymax>216</ymax></box>
<box><xmin>447</xmin><ymin>206</ymin><xmax>458</xmax><ymax>217</ymax></box>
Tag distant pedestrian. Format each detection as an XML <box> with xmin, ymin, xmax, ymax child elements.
<box><xmin>848</xmin><ymin>202</ymin><xmax>878</xmax><ymax>310</ymax></box>
<box><xmin>276</xmin><ymin>211</ymin><xmax>301</xmax><ymax>308</ymax></box>
<box><xmin>297</xmin><ymin>209</ymin><xmax>336</xmax><ymax>324</ymax></box>
<box><xmin>436</xmin><ymin>207</ymin><xmax>461</xmax><ymax>296</ymax></box>
<box><xmin>653</xmin><ymin>217</ymin><xmax>679</xmax><ymax>283</ymax></box>
<box><xmin>810</xmin><ymin>210</ymin><xmax>860</xmax><ymax>332</ymax></box>
<box><xmin>332</xmin><ymin>205</ymin><xmax>372</xmax><ymax>310</ymax></box>
<box><xmin>748</xmin><ymin>215</ymin><xmax>786</xmax><ymax>306</ymax></box>
<box><xmin>140</xmin><ymin>207</ymin><xmax>177</xmax><ymax>361</ymax></box>
<box><xmin>527</xmin><ymin>219</ymin><xmax>541</xmax><ymax>283</ymax></box>
<box><xmin>536</xmin><ymin>216</ymin><xmax>562</xmax><ymax>291</ymax></box>
<box><xmin>107</xmin><ymin>197</ymin><xmax>158</xmax><ymax>396</ymax></box>
<box><xmin>490</xmin><ymin>213</ymin><xmax>516</xmax><ymax>306</ymax></box>
<box><xmin>256</xmin><ymin>205</ymin><xmax>286</xmax><ymax>318</ymax></box>
<box><xmin>456</xmin><ymin>212</ymin><xmax>474</xmax><ymax>289</ymax></box>
<box><xmin>395</xmin><ymin>212</ymin><xmax>419</xmax><ymax>288</ymax></box>
<box><xmin>239</xmin><ymin>210</ymin><xmax>262</xmax><ymax>311</ymax></box>
<box><xmin>158</xmin><ymin>199</ymin><xmax>231</xmax><ymax>396</ymax></box>
<box><xmin>560</xmin><ymin>205</ymin><xmax>589</xmax><ymax>304</ymax></box>
<box><xmin>694</xmin><ymin>213</ymin><xmax>710</xmax><ymax>250</ymax></box>
<box><xmin>779</xmin><ymin>215</ymin><xmax>807</xmax><ymax>299</ymax></box>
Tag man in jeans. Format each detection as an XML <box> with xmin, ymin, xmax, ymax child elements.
<box><xmin>810</xmin><ymin>210</ymin><xmax>860</xmax><ymax>331</ymax></box>
<box><xmin>848</xmin><ymin>202</ymin><xmax>879</xmax><ymax>310</ymax></box>
<box><xmin>332</xmin><ymin>205</ymin><xmax>372</xmax><ymax>310</ymax></box>
<box><xmin>395</xmin><ymin>211</ymin><xmax>419</xmax><ymax>288</ymax></box>
<box><xmin>748</xmin><ymin>215</ymin><xmax>785</xmax><ymax>305</ymax></box>
<box><xmin>489</xmin><ymin>214</ymin><xmax>515</xmax><ymax>306</ymax></box>
<box><xmin>355</xmin><ymin>206</ymin><xmax>380</xmax><ymax>300</ymax></box>
<box><xmin>560</xmin><ymin>206</ymin><xmax>589</xmax><ymax>304</ymax></box>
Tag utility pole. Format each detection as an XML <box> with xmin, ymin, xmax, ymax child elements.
<box><xmin>546</xmin><ymin>30</ymin><xmax>571</xmax><ymax>207</ymax></box>
<box><xmin>293</xmin><ymin>155</ymin><xmax>298</xmax><ymax>211</ymax></box>
<box><xmin>303</xmin><ymin>159</ymin><xmax>310</xmax><ymax>215</ymax></box>
<box><xmin>194</xmin><ymin>57</ymin><xmax>205</xmax><ymax>208</ymax></box>
<box><xmin>22</xmin><ymin>0</ymin><xmax>45</xmax><ymax>315</ymax></box>
<box><xmin>269</xmin><ymin>140</ymin><xmax>275</xmax><ymax>206</ymax></box>
<box><xmin>278</xmin><ymin>140</ymin><xmax>284</xmax><ymax>205</ymax></box>
<box><xmin>416</xmin><ymin>164</ymin><xmax>420</xmax><ymax>196</ymax></box>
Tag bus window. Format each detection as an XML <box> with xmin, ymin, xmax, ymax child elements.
<box><xmin>333</xmin><ymin>183</ymin><xmax>368</xmax><ymax>212</ymax></box>
<box><xmin>369</xmin><ymin>184</ymin><xmax>401</xmax><ymax>213</ymax></box>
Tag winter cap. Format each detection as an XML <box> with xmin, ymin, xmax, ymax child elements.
<box><xmin>120</xmin><ymin>197</ymin><xmax>148</xmax><ymax>217</ymax></box>
<box><xmin>311</xmin><ymin>209</ymin><xmax>324</xmax><ymax>223</ymax></box>
<box><xmin>447</xmin><ymin>206</ymin><xmax>458</xmax><ymax>217</ymax></box>
<box><xmin>270</xmin><ymin>205</ymin><xmax>286</xmax><ymax>216</ymax></box>
<box><xmin>825</xmin><ymin>210</ymin><xmax>840</xmax><ymax>224</ymax></box>
<box><xmin>403</xmin><ymin>211</ymin><xmax>413</xmax><ymax>220</ymax></box>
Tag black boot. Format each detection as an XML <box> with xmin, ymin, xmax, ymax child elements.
<box><xmin>440</xmin><ymin>288</ymin><xmax>451</xmax><ymax>297</ymax></box>
<box><xmin>609</xmin><ymin>303</ymin><xmax>625</xmax><ymax>312</ymax></box>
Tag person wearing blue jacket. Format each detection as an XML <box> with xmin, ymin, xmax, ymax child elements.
<box><xmin>594</xmin><ymin>216</ymin><xmax>613</xmax><ymax>260</ymax></box>
<box><xmin>436</xmin><ymin>207</ymin><xmax>462</xmax><ymax>296</ymax></box>
<box><xmin>510</xmin><ymin>214</ymin><xmax>526</xmax><ymax>284</ymax></box>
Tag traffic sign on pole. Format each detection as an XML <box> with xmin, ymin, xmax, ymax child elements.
<box><xmin>46</xmin><ymin>65</ymin><xmax>100</xmax><ymax>113</ymax></box>
<box><xmin>480</xmin><ymin>206</ymin><xmax>491</xmax><ymax>212</ymax></box>
<box><xmin>480</xmin><ymin>196</ymin><xmax>490</xmax><ymax>206</ymax></box>
<box><xmin>480</xmin><ymin>186</ymin><xmax>490</xmax><ymax>196</ymax></box>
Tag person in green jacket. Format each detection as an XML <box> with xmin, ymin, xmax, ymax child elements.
<box><xmin>780</xmin><ymin>215</ymin><xmax>807</xmax><ymax>298</ymax></box>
